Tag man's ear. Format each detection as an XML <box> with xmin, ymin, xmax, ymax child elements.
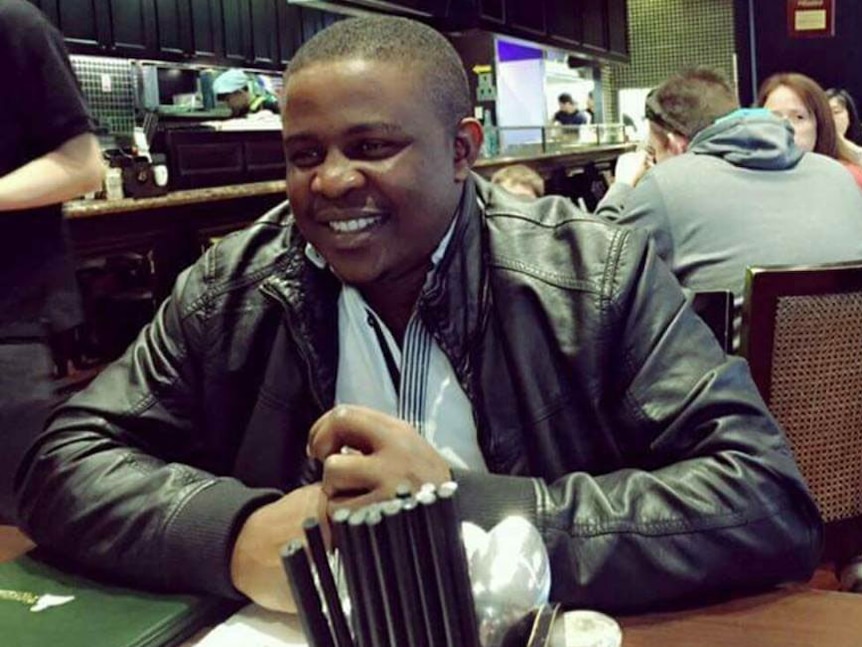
<box><xmin>667</xmin><ymin>132</ymin><xmax>690</xmax><ymax>156</ymax></box>
<box><xmin>453</xmin><ymin>118</ymin><xmax>483</xmax><ymax>181</ymax></box>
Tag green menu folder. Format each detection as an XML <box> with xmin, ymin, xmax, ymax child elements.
<box><xmin>0</xmin><ymin>553</ymin><xmax>236</xmax><ymax>647</ymax></box>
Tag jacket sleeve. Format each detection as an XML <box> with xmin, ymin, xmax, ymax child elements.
<box><xmin>595</xmin><ymin>176</ymin><xmax>676</xmax><ymax>269</ymax></box>
<box><xmin>455</xmin><ymin>229</ymin><xmax>822</xmax><ymax>612</ymax></box>
<box><xmin>15</xmin><ymin>251</ymin><xmax>282</xmax><ymax>599</ymax></box>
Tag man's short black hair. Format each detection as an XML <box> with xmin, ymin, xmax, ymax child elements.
<box><xmin>287</xmin><ymin>15</ymin><xmax>470</xmax><ymax>132</ymax></box>
<box><xmin>558</xmin><ymin>93</ymin><xmax>574</xmax><ymax>104</ymax></box>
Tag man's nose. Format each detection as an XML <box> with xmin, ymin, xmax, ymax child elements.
<box><xmin>310</xmin><ymin>152</ymin><xmax>364</xmax><ymax>198</ymax></box>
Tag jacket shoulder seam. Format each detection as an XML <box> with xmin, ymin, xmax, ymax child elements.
<box><xmin>599</xmin><ymin>227</ymin><xmax>628</xmax><ymax>315</ymax></box>
<box><xmin>601</xmin><ymin>228</ymin><xmax>652</xmax><ymax>426</ymax></box>
<box><xmin>485</xmin><ymin>209</ymin><xmax>601</xmax><ymax>229</ymax></box>
<box><xmin>490</xmin><ymin>254</ymin><xmax>600</xmax><ymax>292</ymax></box>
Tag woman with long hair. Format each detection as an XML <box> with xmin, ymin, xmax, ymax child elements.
<box><xmin>826</xmin><ymin>87</ymin><xmax>862</xmax><ymax>162</ymax></box>
<box><xmin>758</xmin><ymin>73</ymin><xmax>862</xmax><ymax>188</ymax></box>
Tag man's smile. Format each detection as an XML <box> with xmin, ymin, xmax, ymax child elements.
<box><xmin>327</xmin><ymin>214</ymin><xmax>386</xmax><ymax>233</ymax></box>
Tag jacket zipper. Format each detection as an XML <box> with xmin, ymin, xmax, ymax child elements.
<box><xmin>421</xmin><ymin>271</ymin><xmax>495</xmax><ymax>466</ymax></box>
<box><xmin>260</xmin><ymin>278</ymin><xmax>328</xmax><ymax>414</ymax></box>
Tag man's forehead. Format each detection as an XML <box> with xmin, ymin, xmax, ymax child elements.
<box><xmin>283</xmin><ymin>58</ymin><xmax>423</xmax><ymax>115</ymax></box>
<box><xmin>288</xmin><ymin>60</ymin><xmax>415</xmax><ymax>111</ymax></box>
<box><xmin>286</xmin><ymin>57</ymin><xmax>408</xmax><ymax>87</ymax></box>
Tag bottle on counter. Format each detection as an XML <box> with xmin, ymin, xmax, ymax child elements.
<box><xmin>482</xmin><ymin>110</ymin><xmax>500</xmax><ymax>158</ymax></box>
<box><xmin>104</xmin><ymin>167</ymin><xmax>124</xmax><ymax>201</ymax></box>
<box><xmin>200</xmin><ymin>70</ymin><xmax>216</xmax><ymax>111</ymax></box>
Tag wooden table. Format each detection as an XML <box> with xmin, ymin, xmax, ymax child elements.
<box><xmin>619</xmin><ymin>587</ymin><xmax>862</xmax><ymax>646</ymax></box>
<box><xmin>3</xmin><ymin>524</ymin><xmax>862</xmax><ymax>646</ymax></box>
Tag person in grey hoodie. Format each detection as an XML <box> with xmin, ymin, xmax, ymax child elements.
<box><xmin>596</xmin><ymin>67</ymin><xmax>862</xmax><ymax>348</ymax></box>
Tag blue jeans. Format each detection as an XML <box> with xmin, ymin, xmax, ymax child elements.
<box><xmin>0</xmin><ymin>342</ymin><xmax>55</xmax><ymax>524</ymax></box>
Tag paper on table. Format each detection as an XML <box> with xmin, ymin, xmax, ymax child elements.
<box><xmin>191</xmin><ymin>604</ymin><xmax>308</xmax><ymax>647</ymax></box>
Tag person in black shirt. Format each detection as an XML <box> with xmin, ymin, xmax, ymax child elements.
<box><xmin>552</xmin><ymin>92</ymin><xmax>587</xmax><ymax>126</ymax></box>
<box><xmin>0</xmin><ymin>0</ymin><xmax>103</xmax><ymax>522</ymax></box>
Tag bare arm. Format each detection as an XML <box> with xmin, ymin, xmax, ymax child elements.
<box><xmin>0</xmin><ymin>132</ymin><xmax>104</xmax><ymax>212</ymax></box>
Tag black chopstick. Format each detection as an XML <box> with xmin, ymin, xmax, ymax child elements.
<box><xmin>331</xmin><ymin>508</ymin><xmax>370</xmax><ymax>647</ymax></box>
<box><xmin>302</xmin><ymin>517</ymin><xmax>354</xmax><ymax>647</ymax></box>
<box><xmin>280</xmin><ymin>539</ymin><xmax>335</xmax><ymax>647</ymax></box>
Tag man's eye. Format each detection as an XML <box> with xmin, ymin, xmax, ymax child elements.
<box><xmin>287</xmin><ymin>149</ymin><xmax>323</xmax><ymax>168</ymax></box>
<box><xmin>355</xmin><ymin>140</ymin><xmax>398</xmax><ymax>158</ymax></box>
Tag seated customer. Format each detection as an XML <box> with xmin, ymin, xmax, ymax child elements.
<box><xmin>17</xmin><ymin>19</ymin><xmax>821</xmax><ymax>615</ymax></box>
<box><xmin>759</xmin><ymin>73</ymin><xmax>862</xmax><ymax>189</ymax></box>
<box><xmin>826</xmin><ymin>87</ymin><xmax>862</xmax><ymax>164</ymax></box>
<box><xmin>490</xmin><ymin>163</ymin><xmax>545</xmax><ymax>199</ymax></box>
<box><xmin>597</xmin><ymin>67</ymin><xmax>862</xmax><ymax>347</ymax></box>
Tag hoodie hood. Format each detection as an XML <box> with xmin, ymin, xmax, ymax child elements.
<box><xmin>687</xmin><ymin>109</ymin><xmax>804</xmax><ymax>170</ymax></box>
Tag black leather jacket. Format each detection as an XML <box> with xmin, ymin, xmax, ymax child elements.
<box><xmin>17</xmin><ymin>175</ymin><xmax>821</xmax><ymax>613</ymax></box>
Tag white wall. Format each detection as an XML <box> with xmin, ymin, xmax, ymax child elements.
<box><xmin>496</xmin><ymin>57</ymin><xmax>546</xmax><ymax>151</ymax></box>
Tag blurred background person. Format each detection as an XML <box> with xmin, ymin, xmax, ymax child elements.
<box><xmin>213</xmin><ymin>68</ymin><xmax>279</xmax><ymax>117</ymax></box>
<box><xmin>826</xmin><ymin>87</ymin><xmax>862</xmax><ymax>163</ymax></box>
<box><xmin>759</xmin><ymin>73</ymin><xmax>862</xmax><ymax>189</ymax></box>
<box><xmin>597</xmin><ymin>67</ymin><xmax>862</xmax><ymax>349</ymax></box>
<box><xmin>490</xmin><ymin>163</ymin><xmax>545</xmax><ymax>200</ymax></box>
<box><xmin>0</xmin><ymin>0</ymin><xmax>104</xmax><ymax>522</ymax></box>
<box><xmin>552</xmin><ymin>93</ymin><xmax>587</xmax><ymax>126</ymax></box>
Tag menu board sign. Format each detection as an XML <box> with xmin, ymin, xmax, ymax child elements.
<box><xmin>788</xmin><ymin>0</ymin><xmax>835</xmax><ymax>38</ymax></box>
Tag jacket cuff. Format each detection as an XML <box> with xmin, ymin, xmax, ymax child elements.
<box><xmin>596</xmin><ymin>181</ymin><xmax>634</xmax><ymax>215</ymax></box>
<box><xmin>451</xmin><ymin>469</ymin><xmax>539</xmax><ymax>532</ymax></box>
<box><xmin>163</xmin><ymin>479</ymin><xmax>282</xmax><ymax>599</ymax></box>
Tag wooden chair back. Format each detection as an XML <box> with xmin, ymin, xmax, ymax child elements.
<box><xmin>740</xmin><ymin>261</ymin><xmax>862</xmax><ymax>563</ymax></box>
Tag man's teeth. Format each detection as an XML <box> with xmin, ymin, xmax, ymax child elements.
<box><xmin>328</xmin><ymin>216</ymin><xmax>383</xmax><ymax>233</ymax></box>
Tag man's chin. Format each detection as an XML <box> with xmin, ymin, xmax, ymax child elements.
<box><xmin>327</xmin><ymin>262</ymin><xmax>382</xmax><ymax>288</ymax></box>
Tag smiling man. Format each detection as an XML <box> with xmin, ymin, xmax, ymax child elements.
<box><xmin>17</xmin><ymin>17</ymin><xmax>821</xmax><ymax>615</ymax></box>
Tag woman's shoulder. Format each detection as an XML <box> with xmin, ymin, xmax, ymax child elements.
<box><xmin>839</xmin><ymin>159</ymin><xmax>862</xmax><ymax>189</ymax></box>
<box><xmin>846</xmin><ymin>139</ymin><xmax>862</xmax><ymax>165</ymax></box>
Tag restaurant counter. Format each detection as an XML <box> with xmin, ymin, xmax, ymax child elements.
<box><xmin>64</xmin><ymin>142</ymin><xmax>635</xmax><ymax>220</ymax></box>
<box><xmin>64</xmin><ymin>180</ymin><xmax>288</xmax><ymax>220</ymax></box>
<box><xmin>473</xmin><ymin>142</ymin><xmax>635</xmax><ymax>180</ymax></box>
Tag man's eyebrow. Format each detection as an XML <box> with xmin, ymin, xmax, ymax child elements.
<box><xmin>284</xmin><ymin>122</ymin><xmax>407</xmax><ymax>145</ymax></box>
<box><xmin>283</xmin><ymin>133</ymin><xmax>316</xmax><ymax>148</ymax></box>
<box><xmin>344</xmin><ymin>122</ymin><xmax>407</xmax><ymax>136</ymax></box>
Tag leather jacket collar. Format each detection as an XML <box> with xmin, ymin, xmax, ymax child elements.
<box><xmin>260</xmin><ymin>174</ymin><xmax>489</xmax><ymax>410</ymax></box>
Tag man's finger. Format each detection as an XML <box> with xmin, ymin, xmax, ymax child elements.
<box><xmin>308</xmin><ymin>404</ymin><xmax>409</xmax><ymax>459</ymax></box>
<box><xmin>319</xmin><ymin>453</ymin><xmax>382</xmax><ymax>498</ymax></box>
